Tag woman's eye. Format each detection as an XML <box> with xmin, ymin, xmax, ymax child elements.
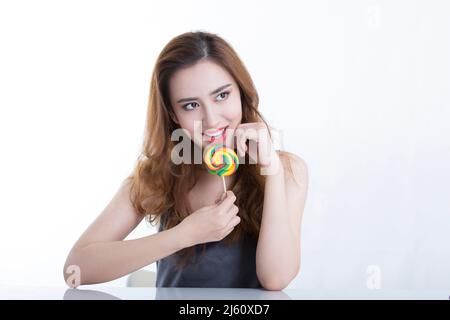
<box><xmin>216</xmin><ymin>91</ymin><xmax>230</xmax><ymax>101</ymax></box>
<box><xmin>182</xmin><ymin>91</ymin><xmax>229</xmax><ymax>111</ymax></box>
<box><xmin>182</xmin><ymin>102</ymin><xmax>199</xmax><ymax>111</ymax></box>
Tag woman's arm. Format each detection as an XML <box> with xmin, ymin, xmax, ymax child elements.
<box><xmin>256</xmin><ymin>153</ymin><xmax>309</xmax><ymax>290</ymax></box>
<box><xmin>63</xmin><ymin>178</ymin><xmax>187</xmax><ymax>286</ymax></box>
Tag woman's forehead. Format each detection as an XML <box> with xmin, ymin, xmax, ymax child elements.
<box><xmin>170</xmin><ymin>60</ymin><xmax>235</xmax><ymax>98</ymax></box>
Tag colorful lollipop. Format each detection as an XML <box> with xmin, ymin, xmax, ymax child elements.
<box><xmin>203</xmin><ymin>143</ymin><xmax>239</xmax><ymax>192</ymax></box>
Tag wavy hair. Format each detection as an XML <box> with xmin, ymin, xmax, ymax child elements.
<box><xmin>128</xmin><ymin>31</ymin><xmax>289</xmax><ymax>269</ymax></box>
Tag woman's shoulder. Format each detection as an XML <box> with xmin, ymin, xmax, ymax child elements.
<box><xmin>277</xmin><ymin>150</ymin><xmax>307</xmax><ymax>169</ymax></box>
<box><xmin>276</xmin><ymin>150</ymin><xmax>308</xmax><ymax>186</ymax></box>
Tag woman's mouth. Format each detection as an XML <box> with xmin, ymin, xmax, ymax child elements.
<box><xmin>203</xmin><ymin>126</ymin><xmax>228</xmax><ymax>143</ymax></box>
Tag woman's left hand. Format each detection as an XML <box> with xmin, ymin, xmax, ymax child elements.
<box><xmin>232</xmin><ymin>122</ymin><xmax>280</xmax><ymax>171</ymax></box>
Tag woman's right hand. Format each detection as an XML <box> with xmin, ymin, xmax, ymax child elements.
<box><xmin>179</xmin><ymin>190</ymin><xmax>241</xmax><ymax>247</ymax></box>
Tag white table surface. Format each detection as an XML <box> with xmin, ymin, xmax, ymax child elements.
<box><xmin>0</xmin><ymin>286</ymin><xmax>448</xmax><ymax>300</ymax></box>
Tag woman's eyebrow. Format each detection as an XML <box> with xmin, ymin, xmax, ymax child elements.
<box><xmin>176</xmin><ymin>83</ymin><xmax>232</xmax><ymax>103</ymax></box>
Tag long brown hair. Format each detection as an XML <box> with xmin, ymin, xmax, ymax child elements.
<box><xmin>128</xmin><ymin>31</ymin><xmax>287</xmax><ymax>269</ymax></box>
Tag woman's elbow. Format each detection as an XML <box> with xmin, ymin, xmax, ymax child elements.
<box><xmin>260</xmin><ymin>277</ymin><xmax>290</xmax><ymax>291</ymax></box>
<box><xmin>63</xmin><ymin>251</ymin><xmax>84</xmax><ymax>288</ymax></box>
<box><xmin>259</xmin><ymin>265</ymin><xmax>300</xmax><ymax>291</ymax></box>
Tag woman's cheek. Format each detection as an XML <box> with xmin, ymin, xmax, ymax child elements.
<box><xmin>179</xmin><ymin>114</ymin><xmax>197</xmax><ymax>134</ymax></box>
<box><xmin>226</xmin><ymin>99</ymin><xmax>242</xmax><ymax>122</ymax></box>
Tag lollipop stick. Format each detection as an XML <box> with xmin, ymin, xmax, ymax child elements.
<box><xmin>222</xmin><ymin>176</ymin><xmax>227</xmax><ymax>193</ymax></box>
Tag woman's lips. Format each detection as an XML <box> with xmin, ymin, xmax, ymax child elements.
<box><xmin>203</xmin><ymin>126</ymin><xmax>228</xmax><ymax>143</ymax></box>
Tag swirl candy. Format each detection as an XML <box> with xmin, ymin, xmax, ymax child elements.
<box><xmin>203</xmin><ymin>143</ymin><xmax>239</xmax><ymax>177</ymax></box>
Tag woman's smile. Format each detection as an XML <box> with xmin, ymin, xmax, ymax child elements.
<box><xmin>203</xmin><ymin>125</ymin><xmax>228</xmax><ymax>143</ymax></box>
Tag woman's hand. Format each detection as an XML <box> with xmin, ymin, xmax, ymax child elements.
<box><xmin>179</xmin><ymin>191</ymin><xmax>241</xmax><ymax>247</ymax></box>
<box><xmin>233</xmin><ymin>122</ymin><xmax>281</xmax><ymax>174</ymax></box>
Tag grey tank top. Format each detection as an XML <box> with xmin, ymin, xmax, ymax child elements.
<box><xmin>156</xmin><ymin>213</ymin><xmax>262</xmax><ymax>288</ymax></box>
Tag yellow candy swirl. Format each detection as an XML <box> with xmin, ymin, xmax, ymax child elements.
<box><xmin>203</xmin><ymin>143</ymin><xmax>239</xmax><ymax>177</ymax></box>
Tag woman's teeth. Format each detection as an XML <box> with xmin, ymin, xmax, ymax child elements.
<box><xmin>207</xmin><ymin>130</ymin><xmax>224</xmax><ymax>137</ymax></box>
<box><xmin>204</xmin><ymin>127</ymin><xmax>227</xmax><ymax>142</ymax></box>
<box><xmin>205</xmin><ymin>127</ymin><xmax>225</xmax><ymax>137</ymax></box>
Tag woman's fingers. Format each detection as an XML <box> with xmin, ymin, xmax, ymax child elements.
<box><xmin>223</xmin><ymin>203</ymin><xmax>239</xmax><ymax>222</ymax></box>
<box><xmin>233</xmin><ymin>124</ymin><xmax>274</xmax><ymax>164</ymax></box>
<box><xmin>223</xmin><ymin>216</ymin><xmax>241</xmax><ymax>236</ymax></box>
<box><xmin>258</xmin><ymin>130</ymin><xmax>273</xmax><ymax>167</ymax></box>
<box><xmin>234</xmin><ymin>125</ymin><xmax>257</xmax><ymax>157</ymax></box>
<box><xmin>239</xmin><ymin>134</ymin><xmax>248</xmax><ymax>157</ymax></box>
<box><xmin>217</xmin><ymin>194</ymin><xmax>239</xmax><ymax>225</ymax></box>
<box><xmin>229</xmin><ymin>215</ymin><xmax>241</xmax><ymax>227</ymax></box>
<box><xmin>216</xmin><ymin>191</ymin><xmax>236</xmax><ymax>212</ymax></box>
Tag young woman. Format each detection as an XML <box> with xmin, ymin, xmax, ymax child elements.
<box><xmin>63</xmin><ymin>31</ymin><xmax>308</xmax><ymax>290</ymax></box>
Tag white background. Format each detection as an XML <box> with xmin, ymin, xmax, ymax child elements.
<box><xmin>0</xmin><ymin>0</ymin><xmax>449</xmax><ymax>292</ymax></box>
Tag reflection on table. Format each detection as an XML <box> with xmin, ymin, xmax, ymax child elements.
<box><xmin>63</xmin><ymin>287</ymin><xmax>292</xmax><ymax>300</ymax></box>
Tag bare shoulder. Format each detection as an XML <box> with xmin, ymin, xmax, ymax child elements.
<box><xmin>277</xmin><ymin>150</ymin><xmax>309</xmax><ymax>187</ymax></box>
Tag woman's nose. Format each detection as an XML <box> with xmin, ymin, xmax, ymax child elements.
<box><xmin>202</xmin><ymin>104</ymin><xmax>220</xmax><ymax>128</ymax></box>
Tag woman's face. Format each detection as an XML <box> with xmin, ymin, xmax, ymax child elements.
<box><xmin>169</xmin><ymin>59</ymin><xmax>242</xmax><ymax>149</ymax></box>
